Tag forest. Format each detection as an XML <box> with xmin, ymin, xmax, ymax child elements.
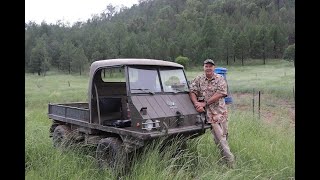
<box><xmin>25</xmin><ymin>0</ymin><xmax>295</xmax><ymax>75</ymax></box>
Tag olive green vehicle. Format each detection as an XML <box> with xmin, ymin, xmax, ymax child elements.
<box><xmin>48</xmin><ymin>58</ymin><xmax>211</xmax><ymax>169</ymax></box>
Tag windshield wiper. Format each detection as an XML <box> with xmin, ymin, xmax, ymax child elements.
<box><xmin>174</xmin><ymin>89</ymin><xmax>189</xmax><ymax>93</ymax></box>
<box><xmin>131</xmin><ymin>88</ymin><xmax>155</xmax><ymax>95</ymax></box>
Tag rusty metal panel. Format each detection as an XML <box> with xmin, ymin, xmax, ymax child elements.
<box><xmin>135</xmin><ymin>96</ymin><xmax>158</xmax><ymax>119</ymax></box>
<box><xmin>50</xmin><ymin>105</ymin><xmax>66</xmax><ymax>117</ymax></box>
<box><xmin>66</xmin><ymin>108</ymin><xmax>89</xmax><ymax>122</ymax></box>
<box><xmin>145</xmin><ymin>96</ymin><xmax>166</xmax><ymax>118</ymax></box>
<box><xmin>127</xmin><ymin>94</ymin><xmax>196</xmax><ymax>120</ymax></box>
<box><xmin>154</xmin><ymin>95</ymin><xmax>175</xmax><ymax>116</ymax></box>
<box><xmin>168</xmin><ymin>94</ymin><xmax>197</xmax><ymax>115</ymax></box>
<box><xmin>167</xmin><ymin>94</ymin><xmax>188</xmax><ymax>115</ymax></box>
<box><xmin>49</xmin><ymin>104</ymin><xmax>90</xmax><ymax>123</ymax></box>
<box><xmin>159</xmin><ymin>95</ymin><xmax>178</xmax><ymax>115</ymax></box>
<box><xmin>131</xmin><ymin>96</ymin><xmax>150</xmax><ymax>119</ymax></box>
<box><xmin>66</xmin><ymin>103</ymin><xmax>89</xmax><ymax>109</ymax></box>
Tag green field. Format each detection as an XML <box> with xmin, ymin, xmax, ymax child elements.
<box><xmin>25</xmin><ymin>59</ymin><xmax>295</xmax><ymax>179</ymax></box>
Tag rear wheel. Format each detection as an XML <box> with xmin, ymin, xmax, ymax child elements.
<box><xmin>52</xmin><ymin>125</ymin><xmax>72</xmax><ymax>148</ymax></box>
<box><xmin>95</xmin><ymin>137</ymin><xmax>127</xmax><ymax>172</ymax></box>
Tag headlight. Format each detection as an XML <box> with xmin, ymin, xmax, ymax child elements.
<box><xmin>143</xmin><ymin>119</ymin><xmax>153</xmax><ymax>131</ymax></box>
<box><xmin>155</xmin><ymin>120</ymin><xmax>160</xmax><ymax>128</ymax></box>
<box><xmin>142</xmin><ymin>119</ymin><xmax>161</xmax><ymax>131</ymax></box>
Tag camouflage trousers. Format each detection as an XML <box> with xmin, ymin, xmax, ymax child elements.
<box><xmin>210</xmin><ymin>121</ymin><xmax>235</xmax><ymax>165</ymax></box>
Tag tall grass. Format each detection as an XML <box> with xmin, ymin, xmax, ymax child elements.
<box><xmin>25</xmin><ymin>60</ymin><xmax>294</xmax><ymax>179</ymax></box>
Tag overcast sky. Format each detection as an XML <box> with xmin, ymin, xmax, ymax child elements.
<box><xmin>25</xmin><ymin>0</ymin><xmax>139</xmax><ymax>25</ymax></box>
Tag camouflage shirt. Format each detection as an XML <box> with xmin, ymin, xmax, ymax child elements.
<box><xmin>189</xmin><ymin>73</ymin><xmax>228</xmax><ymax>123</ymax></box>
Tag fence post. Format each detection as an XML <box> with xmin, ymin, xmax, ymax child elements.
<box><xmin>293</xmin><ymin>86</ymin><xmax>295</xmax><ymax>101</ymax></box>
<box><xmin>252</xmin><ymin>88</ymin><xmax>255</xmax><ymax>118</ymax></box>
<box><xmin>258</xmin><ymin>91</ymin><xmax>261</xmax><ymax>119</ymax></box>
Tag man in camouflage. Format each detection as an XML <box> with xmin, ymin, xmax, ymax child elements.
<box><xmin>189</xmin><ymin>59</ymin><xmax>235</xmax><ymax>167</ymax></box>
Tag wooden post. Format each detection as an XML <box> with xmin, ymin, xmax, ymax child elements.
<box><xmin>293</xmin><ymin>86</ymin><xmax>295</xmax><ymax>101</ymax></box>
<box><xmin>258</xmin><ymin>91</ymin><xmax>261</xmax><ymax>119</ymax></box>
<box><xmin>252</xmin><ymin>88</ymin><xmax>255</xmax><ymax>117</ymax></box>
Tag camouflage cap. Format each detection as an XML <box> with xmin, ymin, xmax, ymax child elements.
<box><xmin>203</xmin><ymin>59</ymin><xmax>215</xmax><ymax>65</ymax></box>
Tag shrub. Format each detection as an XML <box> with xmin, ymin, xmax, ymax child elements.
<box><xmin>283</xmin><ymin>44</ymin><xmax>295</xmax><ymax>64</ymax></box>
<box><xmin>175</xmin><ymin>56</ymin><xmax>190</xmax><ymax>69</ymax></box>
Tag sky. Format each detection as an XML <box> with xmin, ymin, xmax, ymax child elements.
<box><xmin>25</xmin><ymin>0</ymin><xmax>139</xmax><ymax>25</ymax></box>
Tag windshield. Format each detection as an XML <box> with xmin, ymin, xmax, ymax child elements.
<box><xmin>159</xmin><ymin>68</ymin><xmax>189</xmax><ymax>92</ymax></box>
<box><xmin>128</xmin><ymin>67</ymin><xmax>161</xmax><ymax>94</ymax></box>
<box><xmin>128</xmin><ymin>66</ymin><xmax>188</xmax><ymax>94</ymax></box>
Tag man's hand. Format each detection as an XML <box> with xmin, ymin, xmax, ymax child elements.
<box><xmin>194</xmin><ymin>101</ymin><xmax>206</xmax><ymax>108</ymax></box>
<box><xmin>196</xmin><ymin>106</ymin><xmax>205</xmax><ymax>112</ymax></box>
<box><xmin>194</xmin><ymin>101</ymin><xmax>206</xmax><ymax>112</ymax></box>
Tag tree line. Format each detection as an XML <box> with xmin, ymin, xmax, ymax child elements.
<box><xmin>25</xmin><ymin>0</ymin><xmax>295</xmax><ymax>75</ymax></box>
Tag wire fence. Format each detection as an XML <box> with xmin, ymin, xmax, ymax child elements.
<box><xmin>226</xmin><ymin>85</ymin><xmax>295</xmax><ymax>123</ymax></box>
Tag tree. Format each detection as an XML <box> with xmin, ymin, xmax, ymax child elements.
<box><xmin>91</xmin><ymin>51</ymin><xmax>103</xmax><ymax>62</ymax></box>
<box><xmin>71</xmin><ymin>47</ymin><xmax>88</xmax><ymax>75</ymax></box>
<box><xmin>104</xmin><ymin>4</ymin><xmax>116</xmax><ymax>20</ymax></box>
<box><xmin>230</xmin><ymin>28</ymin><xmax>240</xmax><ymax>63</ymax></box>
<box><xmin>252</xmin><ymin>26</ymin><xmax>271</xmax><ymax>64</ymax></box>
<box><xmin>243</xmin><ymin>25</ymin><xmax>257</xmax><ymax>58</ymax></box>
<box><xmin>183</xmin><ymin>32</ymin><xmax>201</xmax><ymax>63</ymax></box>
<box><xmin>200</xmin><ymin>16</ymin><xmax>222</xmax><ymax>61</ymax></box>
<box><xmin>47</xmin><ymin>39</ymin><xmax>61</xmax><ymax>68</ymax></box>
<box><xmin>123</xmin><ymin>34</ymin><xmax>141</xmax><ymax>58</ymax></box>
<box><xmin>168</xmin><ymin>40</ymin><xmax>179</xmax><ymax>61</ymax></box>
<box><xmin>234</xmin><ymin>32</ymin><xmax>250</xmax><ymax>66</ymax></box>
<box><xmin>283</xmin><ymin>43</ymin><xmax>295</xmax><ymax>66</ymax></box>
<box><xmin>128</xmin><ymin>17</ymin><xmax>146</xmax><ymax>34</ymax></box>
<box><xmin>268</xmin><ymin>25</ymin><xmax>286</xmax><ymax>58</ymax></box>
<box><xmin>25</xmin><ymin>22</ymin><xmax>40</xmax><ymax>70</ymax></box>
<box><xmin>222</xmin><ymin>28</ymin><xmax>233</xmax><ymax>65</ymax></box>
<box><xmin>59</xmin><ymin>40</ymin><xmax>77</xmax><ymax>74</ymax></box>
<box><xmin>41</xmin><ymin>58</ymin><xmax>50</xmax><ymax>76</ymax></box>
<box><xmin>29</xmin><ymin>37</ymin><xmax>49</xmax><ymax>75</ymax></box>
<box><xmin>112</xmin><ymin>22</ymin><xmax>127</xmax><ymax>57</ymax></box>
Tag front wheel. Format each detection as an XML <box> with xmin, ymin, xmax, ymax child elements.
<box><xmin>95</xmin><ymin>137</ymin><xmax>128</xmax><ymax>172</ymax></box>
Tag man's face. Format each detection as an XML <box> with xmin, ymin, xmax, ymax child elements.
<box><xmin>203</xmin><ymin>63</ymin><xmax>215</xmax><ymax>76</ymax></box>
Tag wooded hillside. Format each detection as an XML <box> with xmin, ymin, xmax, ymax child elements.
<box><xmin>25</xmin><ymin>0</ymin><xmax>295</xmax><ymax>75</ymax></box>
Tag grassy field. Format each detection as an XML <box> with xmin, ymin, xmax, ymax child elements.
<box><xmin>25</xmin><ymin>59</ymin><xmax>295</xmax><ymax>179</ymax></box>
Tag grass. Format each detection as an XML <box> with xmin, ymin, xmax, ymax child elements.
<box><xmin>186</xmin><ymin>59</ymin><xmax>295</xmax><ymax>100</ymax></box>
<box><xmin>25</xmin><ymin>59</ymin><xmax>295</xmax><ymax>179</ymax></box>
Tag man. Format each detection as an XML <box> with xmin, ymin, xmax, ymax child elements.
<box><xmin>189</xmin><ymin>59</ymin><xmax>235</xmax><ymax>167</ymax></box>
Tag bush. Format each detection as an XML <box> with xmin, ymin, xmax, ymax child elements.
<box><xmin>283</xmin><ymin>44</ymin><xmax>295</xmax><ymax>63</ymax></box>
<box><xmin>175</xmin><ymin>56</ymin><xmax>190</xmax><ymax>69</ymax></box>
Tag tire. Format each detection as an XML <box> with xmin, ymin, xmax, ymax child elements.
<box><xmin>95</xmin><ymin>137</ymin><xmax>127</xmax><ymax>172</ymax></box>
<box><xmin>52</xmin><ymin>125</ymin><xmax>72</xmax><ymax>148</ymax></box>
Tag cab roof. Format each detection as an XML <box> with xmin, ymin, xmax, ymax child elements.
<box><xmin>89</xmin><ymin>58</ymin><xmax>183</xmax><ymax>76</ymax></box>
